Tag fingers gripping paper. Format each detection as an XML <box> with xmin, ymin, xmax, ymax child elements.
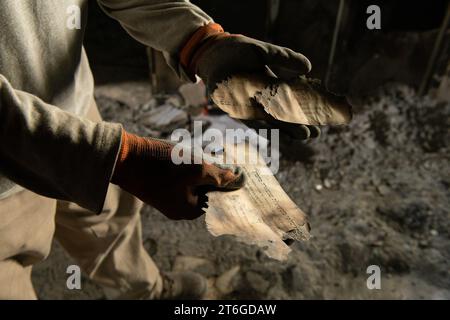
<box><xmin>205</xmin><ymin>144</ymin><xmax>310</xmax><ymax>261</ymax></box>
<box><xmin>211</xmin><ymin>73</ymin><xmax>352</xmax><ymax>126</ymax></box>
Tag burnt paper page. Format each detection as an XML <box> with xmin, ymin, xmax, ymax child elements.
<box><xmin>211</xmin><ymin>73</ymin><xmax>352</xmax><ymax>126</ymax></box>
<box><xmin>205</xmin><ymin>143</ymin><xmax>310</xmax><ymax>261</ymax></box>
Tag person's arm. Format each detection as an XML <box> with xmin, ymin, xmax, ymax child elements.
<box><xmin>0</xmin><ymin>74</ymin><xmax>122</xmax><ymax>212</ymax></box>
<box><xmin>97</xmin><ymin>0</ymin><xmax>212</xmax><ymax>80</ymax></box>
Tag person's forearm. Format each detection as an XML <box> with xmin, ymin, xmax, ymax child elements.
<box><xmin>0</xmin><ymin>74</ymin><xmax>122</xmax><ymax>213</ymax></box>
<box><xmin>97</xmin><ymin>0</ymin><xmax>212</xmax><ymax>79</ymax></box>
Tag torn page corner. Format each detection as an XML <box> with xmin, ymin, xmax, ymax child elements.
<box><xmin>204</xmin><ymin>143</ymin><xmax>311</xmax><ymax>261</ymax></box>
<box><xmin>212</xmin><ymin>73</ymin><xmax>352</xmax><ymax>126</ymax></box>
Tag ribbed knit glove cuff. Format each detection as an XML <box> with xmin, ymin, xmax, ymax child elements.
<box><xmin>112</xmin><ymin>130</ymin><xmax>173</xmax><ymax>184</ymax></box>
<box><xmin>180</xmin><ymin>22</ymin><xmax>228</xmax><ymax>81</ymax></box>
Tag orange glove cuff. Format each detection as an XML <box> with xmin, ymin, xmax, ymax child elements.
<box><xmin>112</xmin><ymin>130</ymin><xmax>172</xmax><ymax>184</ymax></box>
<box><xmin>180</xmin><ymin>22</ymin><xmax>225</xmax><ymax>81</ymax></box>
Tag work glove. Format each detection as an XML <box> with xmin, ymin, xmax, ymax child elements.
<box><xmin>111</xmin><ymin>129</ymin><xmax>245</xmax><ymax>220</ymax></box>
<box><xmin>180</xmin><ymin>23</ymin><xmax>320</xmax><ymax>140</ymax></box>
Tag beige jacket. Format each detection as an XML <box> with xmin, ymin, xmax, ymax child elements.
<box><xmin>0</xmin><ymin>0</ymin><xmax>211</xmax><ymax>212</ymax></box>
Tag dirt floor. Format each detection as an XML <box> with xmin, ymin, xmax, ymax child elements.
<box><xmin>32</xmin><ymin>81</ymin><xmax>450</xmax><ymax>299</ymax></box>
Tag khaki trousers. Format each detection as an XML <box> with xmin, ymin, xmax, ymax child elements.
<box><xmin>0</xmin><ymin>103</ymin><xmax>162</xmax><ymax>299</ymax></box>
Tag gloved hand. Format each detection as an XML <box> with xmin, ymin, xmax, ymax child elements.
<box><xmin>111</xmin><ymin>129</ymin><xmax>245</xmax><ymax>220</ymax></box>
<box><xmin>180</xmin><ymin>23</ymin><xmax>320</xmax><ymax>140</ymax></box>
<box><xmin>180</xmin><ymin>24</ymin><xmax>311</xmax><ymax>86</ymax></box>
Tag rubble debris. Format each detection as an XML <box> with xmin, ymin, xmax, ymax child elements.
<box><xmin>214</xmin><ymin>266</ymin><xmax>240</xmax><ymax>296</ymax></box>
<box><xmin>245</xmin><ymin>271</ymin><xmax>270</xmax><ymax>293</ymax></box>
<box><xmin>165</xmin><ymin>94</ymin><xmax>184</xmax><ymax>109</ymax></box>
<box><xmin>323</xmin><ymin>178</ymin><xmax>334</xmax><ymax>189</ymax></box>
<box><xmin>172</xmin><ymin>256</ymin><xmax>215</xmax><ymax>276</ymax></box>
<box><xmin>94</xmin><ymin>81</ymin><xmax>152</xmax><ymax>107</ymax></box>
<box><xmin>141</xmin><ymin>103</ymin><xmax>189</xmax><ymax>133</ymax></box>
<box><xmin>34</xmin><ymin>83</ymin><xmax>450</xmax><ymax>300</ymax></box>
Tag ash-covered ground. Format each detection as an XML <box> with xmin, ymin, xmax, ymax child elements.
<box><xmin>32</xmin><ymin>82</ymin><xmax>449</xmax><ymax>299</ymax></box>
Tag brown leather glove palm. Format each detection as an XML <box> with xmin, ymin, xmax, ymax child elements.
<box><xmin>111</xmin><ymin>130</ymin><xmax>245</xmax><ymax>220</ymax></box>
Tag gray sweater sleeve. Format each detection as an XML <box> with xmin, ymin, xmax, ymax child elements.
<box><xmin>0</xmin><ymin>74</ymin><xmax>122</xmax><ymax>213</ymax></box>
<box><xmin>97</xmin><ymin>0</ymin><xmax>212</xmax><ymax>79</ymax></box>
